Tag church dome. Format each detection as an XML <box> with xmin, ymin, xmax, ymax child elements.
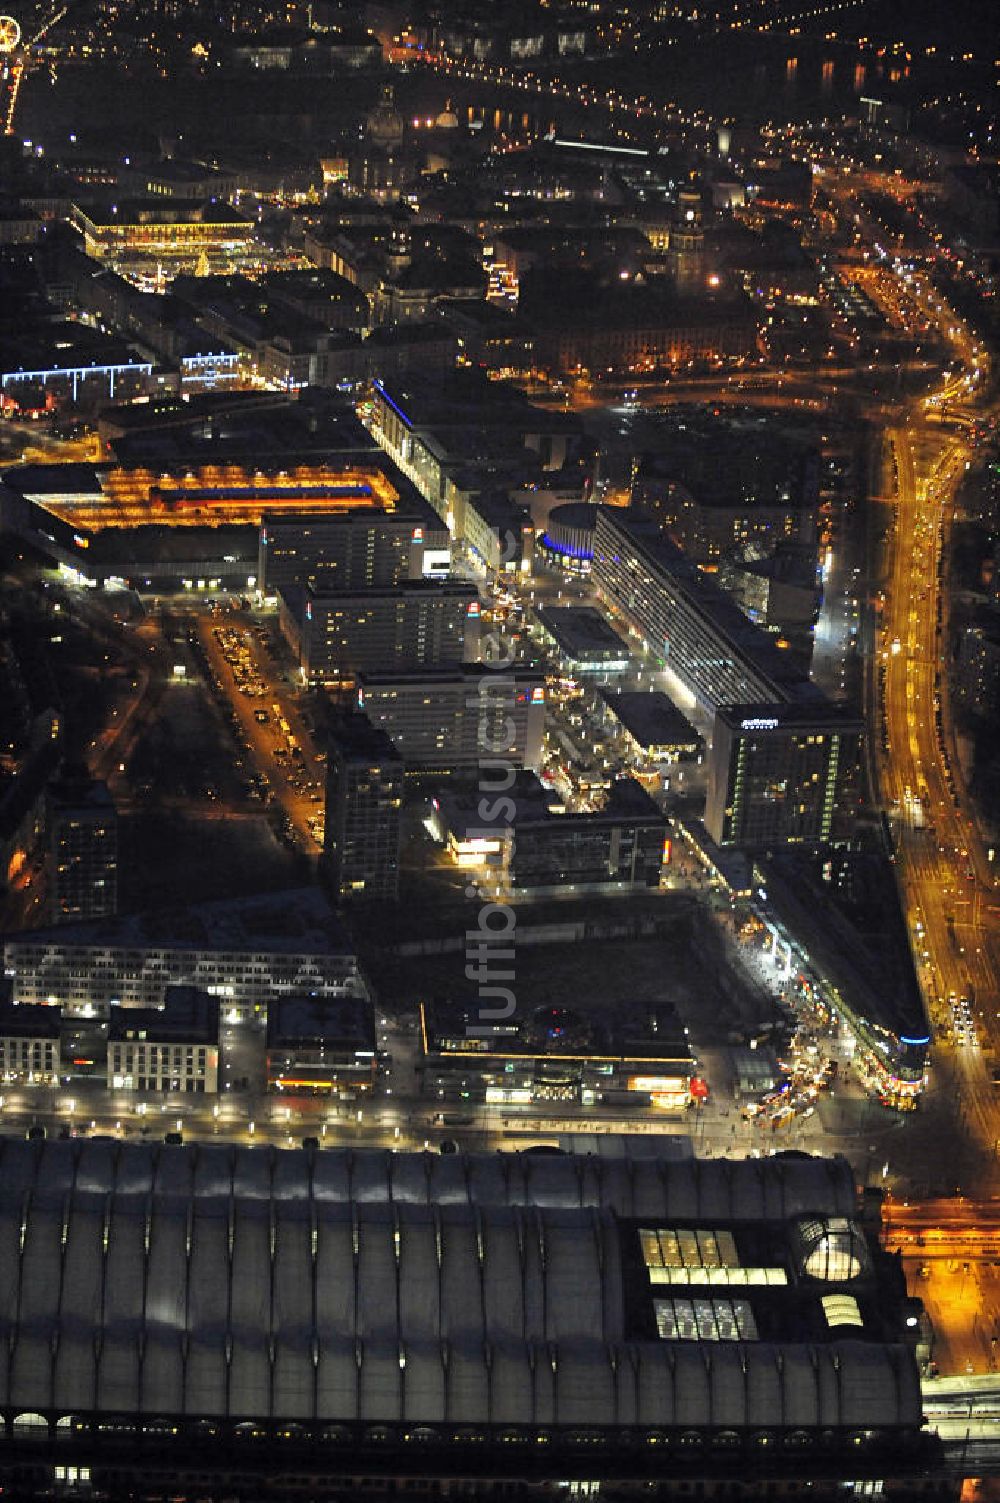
<box><xmin>367</xmin><ymin>84</ymin><xmax>404</xmax><ymax>149</ymax></box>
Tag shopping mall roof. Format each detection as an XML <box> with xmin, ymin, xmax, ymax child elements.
<box><xmin>2</xmin><ymin>451</ymin><xmax>416</xmax><ymax>534</ymax></box>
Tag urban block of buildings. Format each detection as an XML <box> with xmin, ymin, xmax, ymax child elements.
<box><xmin>259</xmin><ymin>500</ymin><xmax>450</xmax><ymax>596</ymax></box>
<box><xmin>367</xmin><ymin>372</ymin><xmax>581</xmax><ymax>575</ymax></box>
<box><xmin>2</xmin><ymin>888</ymin><xmax>365</xmax><ymax>1020</ymax></box>
<box><xmin>1</xmin><ymin>444</ymin><xmax>435</xmax><ymax>596</ymax></box>
<box><xmin>280</xmin><ymin>580</ymin><xmax>481</xmax><ymax>683</ymax></box>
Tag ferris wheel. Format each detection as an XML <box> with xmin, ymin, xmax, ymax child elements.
<box><xmin>0</xmin><ymin>16</ymin><xmax>21</xmax><ymax>52</ymax></box>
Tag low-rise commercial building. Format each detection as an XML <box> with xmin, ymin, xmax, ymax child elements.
<box><xmin>357</xmin><ymin>665</ymin><xmax>545</xmax><ymax>773</ymax></box>
<box><xmin>529</xmin><ymin>604</ymin><xmax>631</xmax><ymax>676</ymax></box>
<box><xmin>107</xmin><ymin>985</ymin><xmax>220</xmax><ymax>1094</ymax></box>
<box><xmin>420</xmin><ymin>997</ymin><xmax>694</xmax><ymax>1108</ymax></box>
<box><xmin>0</xmin><ymin>1001</ymin><xmax>61</xmax><ymax>1086</ymax></box>
<box><xmin>599</xmin><ymin>690</ymin><xmax>703</xmax><ymax>768</ymax></box>
<box><xmin>752</xmin><ymin>851</ymin><xmax>930</xmax><ymax>1107</ymax></box>
<box><xmin>430</xmin><ymin>773</ymin><xmax>669</xmax><ymax>898</ymax></box>
<box><xmin>2</xmin><ymin>888</ymin><xmax>365</xmax><ymax>1021</ymax></box>
<box><xmin>71</xmin><ymin>200</ymin><xmax>254</xmax><ymax>265</ymax></box>
<box><xmin>280</xmin><ymin>580</ymin><xmax>481</xmax><ymax>683</ymax></box>
<box><xmin>265</xmin><ymin>993</ymin><xmax>378</xmax><ymax>1095</ymax></box>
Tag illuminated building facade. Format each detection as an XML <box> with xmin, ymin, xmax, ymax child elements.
<box><xmin>3</xmin><ymin>454</ymin><xmax>425</xmax><ymax>591</ymax></box>
<box><xmin>529</xmin><ymin>299</ymin><xmax>757</xmax><ymax>374</ymax></box>
<box><xmin>705</xmin><ymin>703</ymin><xmax>862</xmax><ymax>849</ymax></box>
<box><xmin>752</xmin><ymin>852</ymin><xmax>930</xmax><ymax>1107</ymax></box>
<box><xmin>420</xmin><ymin>998</ymin><xmax>694</xmax><ymax>1109</ymax></box>
<box><xmin>592</xmin><ymin>507</ymin><xmax>803</xmax><ymax>717</ymax></box>
<box><xmin>46</xmin><ymin>776</ymin><xmax>118</xmax><ymax>925</ymax></box>
<box><xmin>282</xmin><ymin>581</ymin><xmax>481</xmax><ymax>683</ymax></box>
<box><xmin>2</xmin><ymin>889</ymin><xmax>365</xmax><ymax>1021</ymax></box>
<box><xmin>356</xmin><ymin>666</ymin><xmax>545</xmax><ymax>773</ymax></box>
<box><xmin>537</xmin><ymin>501</ymin><xmax>597</xmax><ymax>574</ymax></box>
<box><xmin>0</xmin><ymin>1002</ymin><xmax>61</xmax><ymax>1086</ymax></box>
<box><xmin>598</xmin><ymin>691</ymin><xmax>703</xmax><ymax>771</ymax></box>
<box><xmin>258</xmin><ymin>504</ymin><xmax>448</xmax><ymax>594</ymax></box>
<box><xmin>107</xmin><ymin>985</ymin><xmax>219</xmax><ymax>1094</ymax></box>
<box><xmin>71</xmin><ymin>200</ymin><xmax>254</xmax><ymax>264</ymax></box>
<box><xmin>530</xmin><ymin>604</ymin><xmax>632</xmax><ymax>676</ymax></box>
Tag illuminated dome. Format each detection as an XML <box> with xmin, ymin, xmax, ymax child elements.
<box><xmin>435</xmin><ymin>101</ymin><xmax>460</xmax><ymax>129</ymax></box>
<box><xmin>795</xmin><ymin>1216</ymin><xmax>870</xmax><ymax>1283</ymax></box>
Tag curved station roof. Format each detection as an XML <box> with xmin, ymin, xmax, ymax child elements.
<box><xmin>0</xmin><ymin>1140</ymin><xmax>930</xmax><ymax>1490</ymax></box>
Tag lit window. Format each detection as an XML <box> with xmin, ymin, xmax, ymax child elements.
<box><xmin>821</xmin><ymin>1293</ymin><xmax>864</xmax><ymax>1328</ymax></box>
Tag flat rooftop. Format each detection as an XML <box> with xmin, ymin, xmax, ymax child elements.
<box><xmin>5</xmin><ymin>887</ymin><xmax>354</xmax><ymax>958</ymax></box>
<box><xmin>74</xmin><ymin>198</ymin><xmax>251</xmax><ymax>228</ymax></box>
<box><xmin>330</xmin><ymin>713</ymin><xmax>403</xmax><ymax>766</ymax></box>
<box><xmin>438</xmin><ymin>774</ymin><xmax>665</xmax><ymax>836</ymax></box>
<box><xmin>266</xmin><ymin>993</ymin><xmax>376</xmax><ymax>1051</ymax></box>
<box><xmin>0</xmin><ymin>1003</ymin><xmax>61</xmax><ymax>1039</ymax></box>
<box><xmin>357</xmin><ymin>664</ymin><xmax>543</xmax><ymax>689</ymax></box>
<box><xmin>108</xmin><ymin>986</ymin><xmax>219</xmax><ymax>1043</ymax></box>
<box><xmin>533</xmin><ymin>604</ymin><xmax>631</xmax><ymax>663</ymax></box>
<box><xmin>422</xmin><ymin>996</ymin><xmax>692</xmax><ymax>1063</ymax></box>
<box><xmin>714</xmin><ymin>702</ymin><xmax>865</xmax><ymax>734</ymax></box>
<box><xmin>600</xmin><ymin>690</ymin><xmax>702</xmax><ymax>750</ymax></box>
<box><xmin>373</xmin><ymin>371</ymin><xmax>580</xmax><ymax>439</ymax></box>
